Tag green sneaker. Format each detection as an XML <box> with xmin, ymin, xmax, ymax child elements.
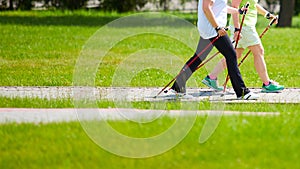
<box><xmin>261</xmin><ymin>81</ymin><xmax>284</xmax><ymax>93</ymax></box>
<box><xmin>201</xmin><ymin>76</ymin><xmax>223</xmax><ymax>91</ymax></box>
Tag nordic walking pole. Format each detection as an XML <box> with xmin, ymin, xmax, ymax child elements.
<box><xmin>237</xmin><ymin>16</ymin><xmax>277</xmax><ymax>67</ymax></box>
<box><xmin>195</xmin><ymin>40</ymin><xmax>234</xmax><ymax>71</ymax></box>
<box><xmin>193</xmin><ymin>28</ymin><xmax>230</xmax><ymax>71</ymax></box>
<box><xmin>259</xmin><ymin>16</ymin><xmax>278</xmax><ymax>38</ymax></box>
<box><xmin>154</xmin><ymin>36</ymin><xmax>220</xmax><ymax>98</ymax></box>
<box><xmin>222</xmin><ymin>16</ymin><xmax>278</xmax><ymax>90</ymax></box>
<box><xmin>234</xmin><ymin>2</ymin><xmax>250</xmax><ymax>49</ymax></box>
<box><xmin>222</xmin><ymin>2</ymin><xmax>250</xmax><ymax>92</ymax></box>
<box><xmin>195</xmin><ymin>51</ymin><xmax>221</xmax><ymax>71</ymax></box>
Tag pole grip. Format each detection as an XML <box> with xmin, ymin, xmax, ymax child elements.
<box><xmin>241</xmin><ymin>2</ymin><xmax>250</xmax><ymax>15</ymax></box>
<box><xmin>270</xmin><ymin>16</ymin><xmax>278</xmax><ymax>26</ymax></box>
<box><xmin>245</xmin><ymin>2</ymin><xmax>250</xmax><ymax>8</ymax></box>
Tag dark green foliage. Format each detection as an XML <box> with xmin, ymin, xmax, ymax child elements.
<box><xmin>1</xmin><ymin>0</ymin><xmax>89</xmax><ymax>10</ymax></box>
<box><xmin>44</xmin><ymin>0</ymin><xmax>88</xmax><ymax>10</ymax></box>
<box><xmin>99</xmin><ymin>0</ymin><xmax>148</xmax><ymax>13</ymax></box>
<box><xmin>2</xmin><ymin>0</ymin><xmax>33</xmax><ymax>10</ymax></box>
<box><xmin>1</xmin><ymin>0</ymin><xmax>148</xmax><ymax>12</ymax></box>
<box><xmin>295</xmin><ymin>0</ymin><xmax>300</xmax><ymax>15</ymax></box>
<box><xmin>0</xmin><ymin>0</ymin><xmax>8</xmax><ymax>10</ymax></box>
<box><xmin>17</xmin><ymin>0</ymin><xmax>32</xmax><ymax>10</ymax></box>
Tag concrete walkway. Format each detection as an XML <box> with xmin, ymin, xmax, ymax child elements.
<box><xmin>0</xmin><ymin>86</ymin><xmax>299</xmax><ymax>103</ymax></box>
<box><xmin>0</xmin><ymin>87</ymin><xmax>297</xmax><ymax>124</ymax></box>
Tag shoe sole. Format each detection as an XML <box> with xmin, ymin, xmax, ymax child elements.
<box><xmin>238</xmin><ymin>92</ymin><xmax>259</xmax><ymax>100</ymax></box>
<box><xmin>164</xmin><ymin>89</ymin><xmax>193</xmax><ymax>99</ymax></box>
<box><xmin>238</xmin><ymin>96</ymin><xmax>259</xmax><ymax>100</ymax></box>
<box><xmin>244</xmin><ymin>95</ymin><xmax>259</xmax><ymax>100</ymax></box>
<box><xmin>261</xmin><ymin>89</ymin><xmax>284</xmax><ymax>93</ymax></box>
<box><xmin>162</xmin><ymin>94</ymin><xmax>194</xmax><ymax>100</ymax></box>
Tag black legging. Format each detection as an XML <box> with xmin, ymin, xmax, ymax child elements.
<box><xmin>171</xmin><ymin>35</ymin><xmax>249</xmax><ymax>97</ymax></box>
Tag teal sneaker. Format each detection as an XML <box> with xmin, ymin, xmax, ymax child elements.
<box><xmin>261</xmin><ymin>80</ymin><xmax>284</xmax><ymax>93</ymax></box>
<box><xmin>201</xmin><ymin>76</ymin><xmax>223</xmax><ymax>91</ymax></box>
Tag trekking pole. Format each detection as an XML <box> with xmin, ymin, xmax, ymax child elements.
<box><xmin>222</xmin><ymin>2</ymin><xmax>249</xmax><ymax>92</ymax></box>
<box><xmin>234</xmin><ymin>2</ymin><xmax>250</xmax><ymax>49</ymax></box>
<box><xmin>154</xmin><ymin>36</ymin><xmax>220</xmax><ymax>98</ymax></box>
<box><xmin>222</xmin><ymin>16</ymin><xmax>278</xmax><ymax>90</ymax></box>
<box><xmin>259</xmin><ymin>15</ymin><xmax>278</xmax><ymax>38</ymax></box>
<box><xmin>195</xmin><ymin>40</ymin><xmax>234</xmax><ymax>71</ymax></box>
<box><xmin>194</xmin><ymin>28</ymin><xmax>231</xmax><ymax>71</ymax></box>
<box><xmin>195</xmin><ymin>51</ymin><xmax>221</xmax><ymax>71</ymax></box>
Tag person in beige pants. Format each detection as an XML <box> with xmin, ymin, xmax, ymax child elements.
<box><xmin>202</xmin><ymin>0</ymin><xmax>284</xmax><ymax>93</ymax></box>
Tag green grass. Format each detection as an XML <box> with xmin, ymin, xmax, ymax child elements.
<box><xmin>0</xmin><ymin>96</ymin><xmax>298</xmax><ymax>117</ymax></box>
<box><xmin>0</xmin><ymin>10</ymin><xmax>300</xmax><ymax>169</ymax></box>
<box><xmin>0</xmin><ymin>11</ymin><xmax>300</xmax><ymax>87</ymax></box>
<box><xmin>0</xmin><ymin>97</ymin><xmax>75</xmax><ymax>108</ymax></box>
<box><xmin>1</xmin><ymin>108</ymin><xmax>299</xmax><ymax>169</ymax></box>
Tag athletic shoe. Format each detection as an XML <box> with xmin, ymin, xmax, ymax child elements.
<box><xmin>165</xmin><ymin>88</ymin><xmax>183</xmax><ymax>95</ymax></box>
<box><xmin>237</xmin><ymin>92</ymin><xmax>259</xmax><ymax>100</ymax></box>
<box><xmin>261</xmin><ymin>80</ymin><xmax>284</xmax><ymax>93</ymax></box>
<box><xmin>201</xmin><ymin>76</ymin><xmax>223</xmax><ymax>91</ymax></box>
<box><xmin>166</xmin><ymin>89</ymin><xmax>193</xmax><ymax>99</ymax></box>
<box><xmin>182</xmin><ymin>93</ymin><xmax>194</xmax><ymax>99</ymax></box>
<box><xmin>166</xmin><ymin>88</ymin><xmax>177</xmax><ymax>93</ymax></box>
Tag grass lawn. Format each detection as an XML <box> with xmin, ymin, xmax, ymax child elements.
<box><xmin>1</xmin><ymin>97</ymin><xmax>300</xmax><ymax>168</ymax></box>
<box><xmin>0</xmin><ymin>10</ymin><xmax>300</xmax><ymax>169</ymax></box>
<box><xmin>0</xmin><ymin>102</ymin><xmax>299</xmax><ymax>169</ymax></box>
<box><xmin>0</xmin><ymin>10</ymin><xmax>300</xmax><ymax>87</ymax></box>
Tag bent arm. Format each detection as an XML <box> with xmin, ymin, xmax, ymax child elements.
<box><xmin>227</xmin><ymin>6</ymin><xmax>240</xmax><ymax>14</ymax></box>
<box><xmin>203</xmin><ymin>0</ymin><xmax>227</xmax><ymax>36</ymax></box>
<box><xmin>256</xmin><ymin>4</ymin><xmax>269</xmax><ymax>16</ymax></box>
<box><xmin>202</xmin><ymin>0</ymin><xmax>218</xmax><ymax>28</ymax></box>
<box><xmin>256</xmin><ymin>3</ymin><xmax>278</xmax><ymax>23</ymax></box>
<box><xmin>231</xmin><ymin>0</ymin><xmax>242</xmax><ymax>29</ymax></box>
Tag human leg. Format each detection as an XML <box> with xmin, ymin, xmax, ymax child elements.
<box><xmin>211</xmin><ymin>35</ymin><xmax>254</xmax><ymax>98</ymax></box>
<box><xmin>208</xmin><ymin>58</ymin><xmax>226</xmax><ymax>79</ymax></box>
<box><xmin>171</xmin><ymin>37</ymin><xmax>213</xmax><ymax>93</ymax></box>
<box><xmin>248</xmin><ymin>44</ymin><xmax>270</xmax><ymax>84</ymax></box>
<box><xmin>208</xmin><ymin>48</ymin><xmax>244</xmax><ymax>79</ymax></box>
<box><xmin>248</xmin><ymin>44</ymin><xmax>284</xmax><ymax>92</ymax></box>
<box><xmin>202</xmin><ymin>41</ymin><xmax>246</xmax><ymax>91</ymax></box>
<box><xmin>202</xmin><ymin>45</ymin><xmax>245</xmax><ymax>91</ymax></box>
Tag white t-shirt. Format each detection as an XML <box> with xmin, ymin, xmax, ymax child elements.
<box><xmin>197</xmin><ymin>0</ymin><xmax>228</xmax><ymax>39</ymax></box>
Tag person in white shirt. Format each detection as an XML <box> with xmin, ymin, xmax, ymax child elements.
<box><xmin>169</xmin><ymin>0</ymin><xmax>259</xmax><ymax>99</ymax></box>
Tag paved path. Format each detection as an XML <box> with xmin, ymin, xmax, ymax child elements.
<box><xmin>0</xmin><ymin>86</ymin><xmax>296</xmax><ymax>124</ymax></box>
<box><xmin>0</xmin><ymin>86</ymin><xmax>299</xmax><ymax>103</ymax></box>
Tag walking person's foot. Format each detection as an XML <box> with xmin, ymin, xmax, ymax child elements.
<box><xmin>166</xmin><ymin>88</ymin><xmax>193</xmax><ymax>99</ymax></box>
<box><xmin>237</xmin><ymin>91</ymin><xmax>260</xmax><ymax>100</ymax></box>
<box><xmin>261</xmin><ymin>80</ymin><xmax>284</xmax><ymax>93</ymax></box>
<box><xmin>202</xmin><ymin>75</ymin><xmax>223</xmax><ymax>91</ymax></box>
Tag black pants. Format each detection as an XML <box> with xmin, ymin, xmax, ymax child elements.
<box><xmin>171</xmin><ymin>35</ymin><xmax>249</xmax><ymax>97</ymax></box>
